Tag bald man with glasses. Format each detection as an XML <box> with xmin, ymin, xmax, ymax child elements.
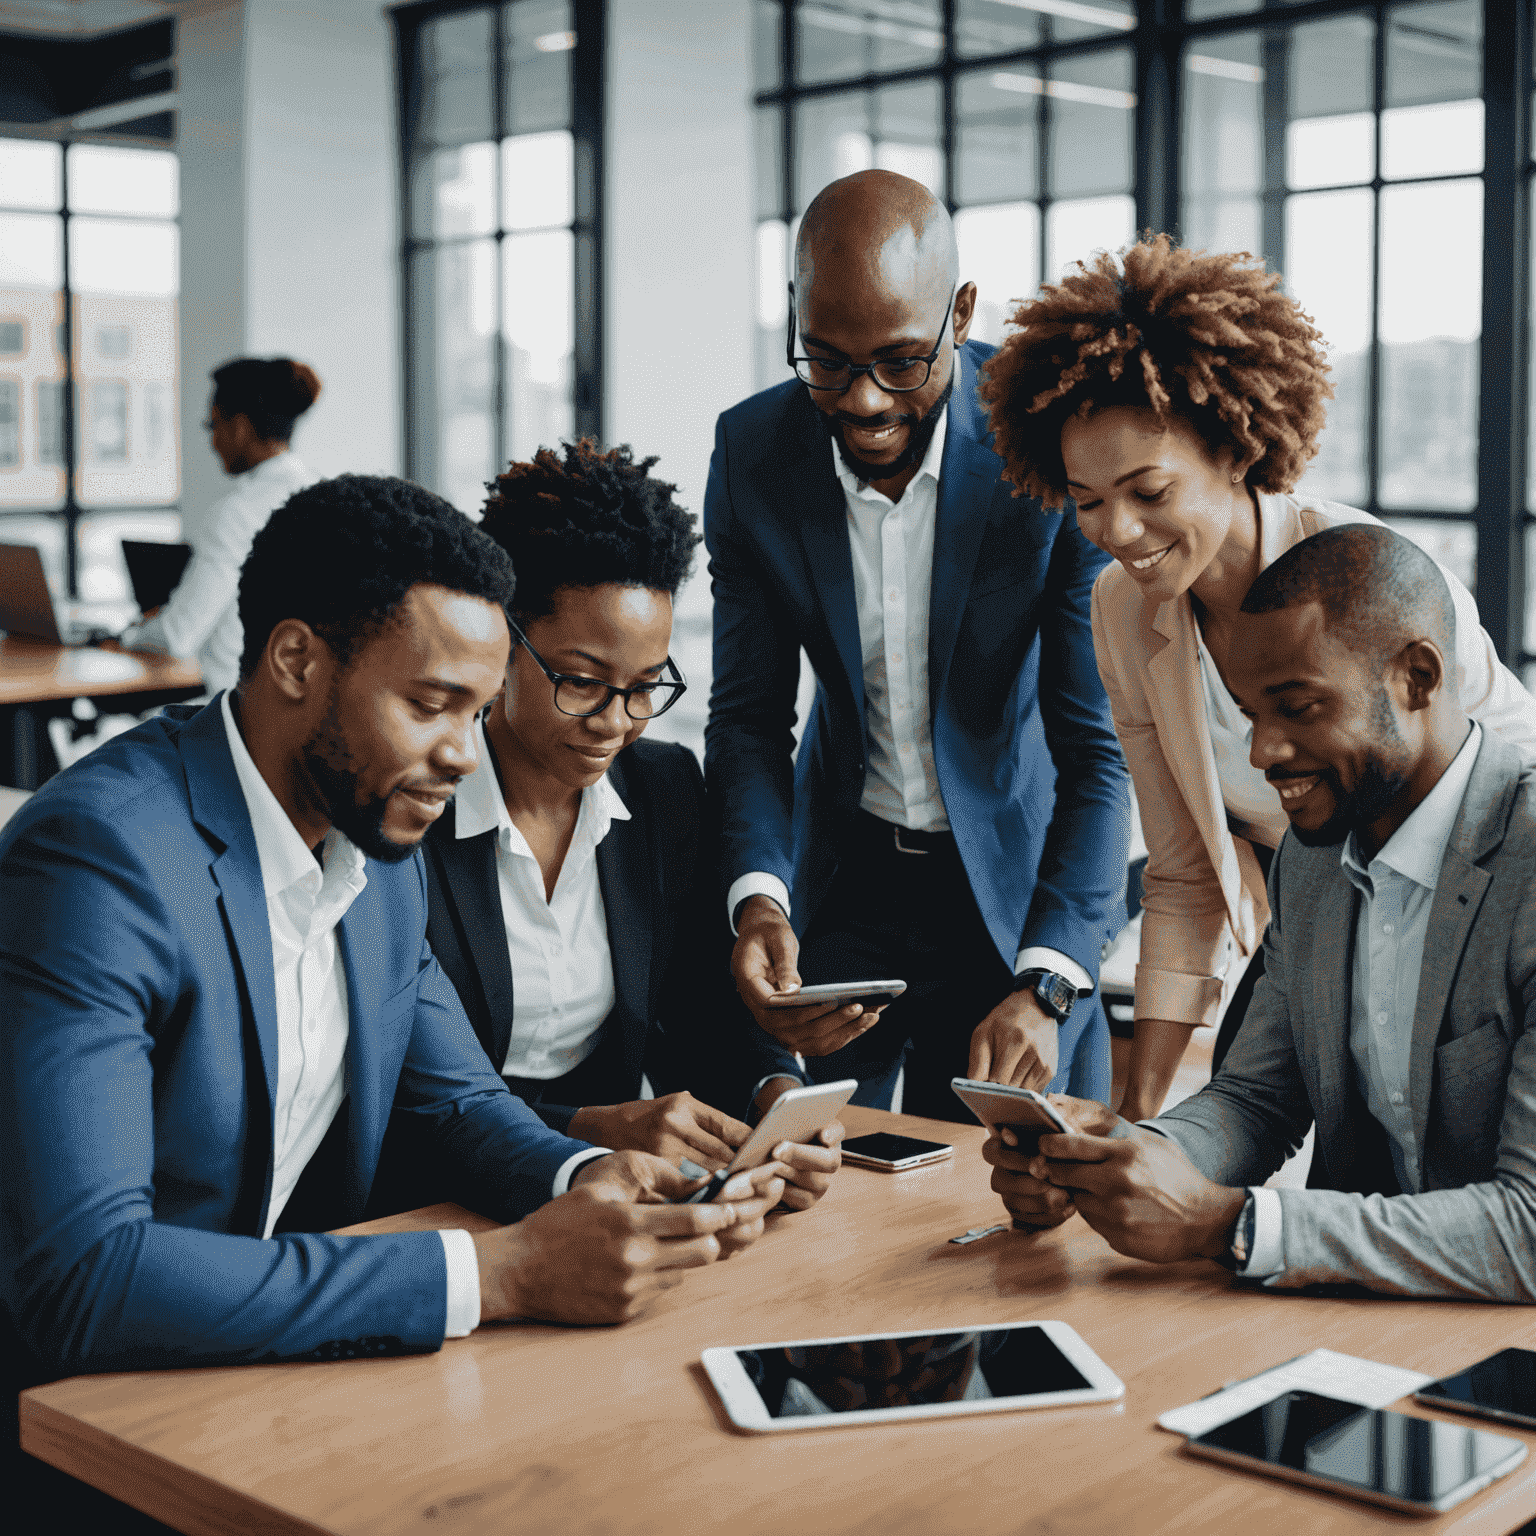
<box><xmin>704</xmin><ymin>169</ymin><xmax>1132</xmax><ymax>1123</ymax></box>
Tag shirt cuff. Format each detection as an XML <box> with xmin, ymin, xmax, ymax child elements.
<box><xmin>438</xmin><ymin>1228</ymin><xmax>482</xmax><ymax>1339</ymax></box>
<box><xmin>1014</xmin><ymin>946</ymin><xmax>1094</xmax><ymax>995</ymax></box>
<box><xmin>120</xmin><ymin>617</ymin><xmax>169</xmax><ymax>653</ymax></box>
<box><xmin>748</xmin><ymin>1071</ymin><xmax>804</xmax><ymax>1116</ymax></box>
<box><xmin>553</xmin><ymin>1147</ymin><xmax>612</xmax><ymax>1196</ymax></box>
<box><xmin>1241</xmin><ymin>1185</ymin><xmax>1285</xmax><ymax>1278</ymax></box>
<box><xmin>728</xmin><ymin>872</ymin><xmax>791</xmax><ymax>935</ymax></box>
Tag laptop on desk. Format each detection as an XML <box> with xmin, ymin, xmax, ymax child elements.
<box><xmin>0</xmin><ymin>543</ymin><xmax>137</xmax><ymax>646</ymax></box>
<box><xmin>121</xmin><ymin>540</ymin><xmax>191</xmax><ymax>615</ymax></box>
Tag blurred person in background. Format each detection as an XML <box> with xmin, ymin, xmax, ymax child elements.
<box><xmin>979</xmin><ymin>234</ymin><xmax>1536</xmax><ymax>1123</ymax></box>
<box><xmin>121</xmin><ymin>356</ymin><xmax>321</xmax><ymax>695</ymax></box>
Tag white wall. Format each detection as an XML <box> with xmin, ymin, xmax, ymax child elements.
<box><xmin>604</xmin><ymin>0</ymin><xmax>757</xmax><ymax>748</ymax></box>
<box><xmin>176</xmin><ymin>0</ymin><xmax>400</xmax><ymax>542</ymax></box>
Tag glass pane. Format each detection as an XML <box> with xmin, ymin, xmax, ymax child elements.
<box><xmin>1289</xmin><ymin>16</ymin><xmax>1375</xmax><ymax>154</ymax></box>
<box><xmin>757</xmin><ymin>108</ymin><xmax>785</xmax><ymax>220</ymax></box>
<box><xmin>1530</xmin><ymin>179</ymin><xmax>1536</xmax><ymax>514</ymax></box>
<box><xmin>502</xmin><ymin>130</ymin><xmax>573</xmax><ymax>231</ymax></box>
<box><xmin>1381</xmin><ymin>99</ymin><xmax>1483</xmax><ymax>180</ymax></box>
<box><xmin>1287</xmin><ymin>189</ymin><xmax>1372</xmax><ymax>507</ymax></box>
<box><xmin>756</xmin><ymin>219</ymin><xmax>792</xmax><ymax>392</ymax></box>
<box><xmin>69</xmin><ymin>219</ymin><xmax>178</xmax><ymax>296</ymax></box>
<box><xmin>956</xmin><ymin>70</ymin><xmax>1038</xmax><ymax>207</ymax></box>
<box><xmin>503</xmin><ymin>228</ymin><xmax>574</xmax><ymax>463</ymax></box>
<box><xmin>956</xmin><ymin>0</ymin><xmax>1039</xmax><ymax>59</ymax></box>
<box><xmin>504</xmin><ymin>0</ymin><xmax>573</xmax><ymax>137</ymax></box>
<box><xmin>1186</xmin><ymin>0</ymin><xmax>1260</xmax><ymax>15</ymax></box>
<box><xmin>1043</xmin><ymin>0</ymin><xmax>1135</xmax><ymax>46</ymax></box>
<box><xmin>794</xmin><ymin>1</ymin><xmax>943</xmax><ymax>87</ymax></box>
<box><xmin>1378</xmin><ymin>178</ymin><xmax>1482</xmax><ymax>511</ymax></box>
<box><xmin>871</xmin><ymin>79</ymin><xmax>943</xmax><ymax>191</ymax></box>
<box><xmin>795</xmin><ymin>81</ymin><xmax>941</xmax><ymax>210</ymax></box>
<box><xmin>411</xmin><ymin>143</ymin><xmax>496</xmax><ymax>239</ymax></box>
<box><xmin>0</xmin><ymin>138</ymin><xmax>62</xmax><ymax>211</ymax></box>
<box><xmin>1046</xmin><ymin>195</ymin><xmax>1134</xmax><ymax>282</ymax></box>
<box><xmin>955</xmin><ymin>202</ymin><xmax>1040</xmax><ymax>346</ymax></box>
<box><xmin>66</xmin><ymin>146</ymin><xmax>177</xmax><ymax>217</ymax></box>
<box><xmin>414</xmin><ymin>7</ymin><xmax>495</xmax><ymax>151</ymax></box>
<box><xmin>1386</xmin><ymin>0</ymin><xmax>1482</xmax><ymax>110</ymax></box>
<box><xmin>76</xmin><ymin>508</ymin><xmax>181</xmax><ymax>604</ymax></box>
<box><xmin>0</xmin><ymin>213</ymin><xmax>62</xmax><ymax>289</ymax></box>
<box><xmin>755</xmin><ymin>0</ymin><xmax>783</xmax><ymax>91</ymax></box>
<box><xmin>1526</xmin><ymin>530</ymin><xmax>1536</xmax><ymax>659</ymax></box>
<box><xmin>0</xmin><ymin>517</ymin><xmax>65</xmax><ymax>582</ymax></box>
<box><xmin>1183</xmin><ymin>33</ymin><xmax>1264</xmax><ymax>198</ymax></box>
<box><xmin>75</xmin><ymin>292</ymin><xmax>178</xmax><ymax>508</ymax></box>
<box><xmin>1049</xmin><ymin>48</ymin><xmax>1134</xmax><ymax>199</ymax></box>
<box><xmin>0</xmin><ymin>379</ymin><xmax>18</xmax><ymax>468</ymax></box>
<box><xmin>1384</xmin><ymin>517</ymin><xmax>1475</xmax><ymax>594</ymax></box>
<box><xmin>0</xmin><ymin>289</ymin><xmax>65</xmax><ymax>508</ymax></box>
<box><xmin>407</xmin><ymin>241</ymin><xmax>498</xmax><ymax>516</ymax></box>
<box><xmin>1288</xmin><ymin>113</ymin><xmax>1374</xmax><ymax>190</ymax></box>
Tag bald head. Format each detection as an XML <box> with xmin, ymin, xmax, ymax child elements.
<box><xmin>1241</xmin><ymin>524</ymin><xmax>1457</xmax><ymax>673</ymax></box>
<box><xmin>796</xmin><ymin>169</ymin><xmax>958</xmax><ymax>311</ymax></box>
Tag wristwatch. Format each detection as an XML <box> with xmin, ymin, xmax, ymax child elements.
<box><xmin>1217</xmin><ymin>1190</ymin><xmax>1258</xmax><ymax>1272</ymax></box>
<box><xmin>1013</xmin><ymin>968</ymin><xmax>1077</xmax><ymax>1022</ymax></box>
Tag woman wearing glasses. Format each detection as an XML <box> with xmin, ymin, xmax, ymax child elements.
<box><xmin>405</xmin><ymin>439</ymin><xmax>839</xmax><ymax>1209</ymax></box>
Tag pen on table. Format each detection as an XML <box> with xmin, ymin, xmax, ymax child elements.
<box><xmin>950</xmin><ymin>1222</ymin><xmax>1010</xmax><ymax>1245</ymax></box>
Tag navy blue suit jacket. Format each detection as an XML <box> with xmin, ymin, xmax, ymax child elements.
<box><xmin>0</xmin><ymin>699</ymin><xmax>596</xmax><ymax>1376</ymax></box>
<box><xmin>703</xmin><ymin>341</ymin><xmax>1131</xmax><ymax>1088</ymax></box>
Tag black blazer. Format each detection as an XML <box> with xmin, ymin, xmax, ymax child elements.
<box><xmin>421</xmin><ymin>737</ymin><xmax>801</xmax><ymax>1134</ymax></box>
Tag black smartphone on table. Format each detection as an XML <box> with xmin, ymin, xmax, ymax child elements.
<box><xmin>839</xmin><ymin>1132</ymin><xmax>953</xmax><ymax>1170</ymax></box>
<box><xmin>1414</xmin><ymin>1347</ymin><xmax>1536</xmax><ymax>1430</ymax></box>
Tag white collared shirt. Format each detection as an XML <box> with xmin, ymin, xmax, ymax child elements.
<box><xmin>454</xmin><ymin>719</ymin><xmax>631</xmax><ymax>1078</ymax></box>
<box><xmin>726</xmin><ymin>404</ymin><xmax>1090</xmax><ymax>993</ymax></box>
<box><xmin>125</xmin><ymin>453</ymin><xmax>317</xmax><ymax>694</ymax></box>
<box><xmin>1238</xmin><ymin>724</ymin><xmax>1484</xmax><ymax>1278</ymax></box>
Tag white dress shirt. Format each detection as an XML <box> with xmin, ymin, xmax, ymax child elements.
<box><xmin>220</xmin><ymin>696</ymin><xmax>606</xmax><ymax>1339</ymax></box>
<box><xmin>125</xmin><ymin>453</ymin><xmax>317</xmax><ymax>694</ymax></box>
<box><xmin>1237</xmin><ymin>723</ymin><xmax>1484</xmax><ymax>1279</ymax></box>
<box><xmin>454</xmin><ymin>719</ymin><xmax>630</xmax><ymax>1078</ymax></box>
<box><xmin>1197</xmin><ymin>639</ymin><xmax>1291</xmax><ymax>851</ymax></box>
<box><xmin>727</xmin><ymin>405</ymin><xmax>1090</xmax><ymax>992</ymax></box>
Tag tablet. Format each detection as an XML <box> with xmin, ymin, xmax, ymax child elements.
<box><xmin>701</xmin><ymin>1320</ymin><xmax>1123</xmax><ymax>1432</ymax></box>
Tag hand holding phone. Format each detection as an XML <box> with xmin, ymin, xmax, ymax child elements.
<box><xmin>765</xmin><ymin>980</ymin><xmax>907</xmax><ymax>1009</ymax></box>
<box><xmin>950</xmin><ymin>1078</ymin><xmax>1072</xmax><ymax>1140</ymax></box>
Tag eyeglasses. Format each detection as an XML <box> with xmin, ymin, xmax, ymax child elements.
<box><xmin>787</xmin><ymin>283</ymin><xmax>957</xmax><ymax>394</ymax></box>
<box><xmin>508</xmin><ymin>617</ymin><xmax>688</xmax><ymax>720</ymax></box>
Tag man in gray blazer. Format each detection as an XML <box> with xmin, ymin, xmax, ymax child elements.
<box><xmin>986</xmin><ymin>524</ymin><xmax>1536</xmax><ymax>1302</ymax></box>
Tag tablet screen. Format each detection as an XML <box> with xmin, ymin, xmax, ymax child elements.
<box><xmin>733</xmin><ymin>1326</ymin><xmax>1089</xmax><ymax>1418</ymax></box>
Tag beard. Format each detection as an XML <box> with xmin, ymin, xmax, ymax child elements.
<box><xmin>1284</xmin><ymin>691</ymin><xmax>1412</xmax><ymax>848</ymax></box>
<box><xmin>301</xmin><ymin>686</ymin><xmax>442</xmax><ymax>865</ymax></box>
<box><xmin>822</xmin><ymin>369</ymin><xmax>955</xmax><ymax>484</ymax></box>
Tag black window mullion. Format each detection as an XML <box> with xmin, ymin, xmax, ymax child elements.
<box><xmin>1136</xmin><ymin>0</ymin><xmax>1182</xmax><ymax>239</ymax></box>
<box><xmin>59</xmin><ymin>141</ymin><xmax>80</xmax><ymax>598</ymax></box>
<box><xmin>492</xmin><ymin>1</ymin><xmax>508</xmax><ymax>474</ymax></box>
<box><xmin>1366</xmin><ymin>1</ymin><xmax>1384</xmax><ymax>517</ymax></box>
<box><xmin>941</xmin><ymin>0</ymin><xmax>957</xmax><ymax>212</ymax></box>
<box><xmin>572</xmin><ymin>0</ymin><xmax>606</xmax><ymax>443</ymax></box>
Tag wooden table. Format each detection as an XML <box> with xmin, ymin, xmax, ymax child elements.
<box><xmin>0</xmin><ymin>634</ymin><xmax>203</xmax><ymax>787</ymax></box>
<box><xmin>19</xmin><ymin>1107</ymin><xmax>1536</xmax><ymax>1536</ymax></box>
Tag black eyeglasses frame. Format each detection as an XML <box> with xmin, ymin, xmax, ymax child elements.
<box><xmin>507</xmin><ymin>615</ymin><xmax>688</xmax><ymax>721</ymax></box>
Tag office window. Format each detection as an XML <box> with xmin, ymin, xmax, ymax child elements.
<box><xmin>0</xmin><ymin>380</ymin><xmax>18</xmax><ymax>468</ymax></box>
<box><xmin>0</xmin><ymin>136</ymin><xmax>179</xmax><ymax>593</ymax></box>
<box><xmin>396</xmin><ymin>0</ymin><xmax>603</xmax><ymax>516</ymax></box>
<box><xmin>758</xmin><ymin>0</ymin><xmax>1532</xmax><ymax>675</ymax></box>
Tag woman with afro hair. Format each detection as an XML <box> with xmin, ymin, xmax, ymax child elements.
<box><xmin>979</xmin><ymin>234</ymin><xmax>1536</xmax><ymax>1122</ymax></box>
<box><xmin>393</xmin><ymin>439</ymin><xmax>841</xmax><ymax>1216</ymax></box>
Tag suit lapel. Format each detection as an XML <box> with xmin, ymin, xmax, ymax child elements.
<box><xmin>596</xmin><ymin>754</ymin><xmax>652</xmax><ymax>1084</ymax></box>
<box><xmin>792</xmin><ymin>393</ymin><xmax>866</xmax><ymax>721</ymax></box>
<box><xmin>927</xmin><ymin>345</ymin><xmax>999</xmax><ymax>712</ymax></box>
<box><xmin>1406</xmin><ymin>732</ymin><xmax>1514</xmax><ymax>1150</ymax></box>
<box><xmin>430</xmin><ymin>801</ymin><xmax>517</xmax><ymax>1068</ymax></box>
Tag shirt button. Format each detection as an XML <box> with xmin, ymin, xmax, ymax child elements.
<box><xmin>888</xmin><ymin>589</ymin><xmax>899</xmax><ymax>601</ymax></box>
<box><xmin>1377</xmin><ymin>1011</ymin><xmax>1388</xmax><ymax>1024</ymax></box>
<box><xmin>1383</xmin><ymin>923</ymin><xmax>1394</xmax><ymax>935</ymax></box>
<box><xmin>1390</xmin><ymin>1091</ymin><xmax>1404</xmax><ymax>1105</ymax></box>
<box><xmin>892</xmin><ymin>651</ymin><xmax>903</xmax><ymax>664</ymax></box>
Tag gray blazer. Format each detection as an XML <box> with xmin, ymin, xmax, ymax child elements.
<box><xmin>1156</xmin><ymin>728</ymin><xmax>1536</xmax><ymax>1301</ymax></box>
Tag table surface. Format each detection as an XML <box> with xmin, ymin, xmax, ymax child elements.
<box><xmin>19</xmin><ymin>1107</ymin><xmax>1536</xmax><ymax>1536</ymax></box>
<box><xmin>0</xmin><ymin>634</ymin><xmax>202</xmax><ymax>706</ymax></box>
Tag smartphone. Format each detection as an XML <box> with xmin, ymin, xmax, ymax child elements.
<box><xmin>766</xmin><ymin>980</ymin><xmax>906</xmax><ymax>1009</ymax></box>
<box><xmin>1415</xmin><ymin>1347</ymin><xmax>1536</xmax><ymax>1430</ymax></box>
<box><xmin>1185</xmin><ymin>1390</ymin><xmax>1528</xmax><ymax>1514</ymax></box>
<box><xmin>702</xmin><ymin>1319</ymin><xmax>1123</xmax><ymax>1433</ymax></box>
<box><xmin>839</xmin><ymin>1132</ymin><xmax>953</xmax><ymax>1171</ymax></box>
<box><xmin>679</xmin><ymin>1079</ymin><xmax>858</xmax><ymax>1204</ymax></box>
<box><xmin>950</xmin><ymin>1078</ymin><xmax>1071</xmax><ymax>1136</ymax></box>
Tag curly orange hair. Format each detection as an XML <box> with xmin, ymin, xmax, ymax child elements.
<box><xmin>977</xmin><ymin>234</ymin><xmax>1333</xmax><ymax>507</ymax></box>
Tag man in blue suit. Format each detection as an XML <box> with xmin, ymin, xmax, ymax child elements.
<box><xmin>2</xmin><ymin>476</ymin><xmax>780</xmax><ymax>1407</ymax></box>
<box><xmin>707</xmin><ymin>170</ymin><xmax>1130</xmax><ymax>1121</ymax></box>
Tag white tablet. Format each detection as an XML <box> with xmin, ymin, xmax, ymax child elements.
<box><xmin>701</xmin><ymin>1320</ymin><xmax>1123</xmax><ymax>1432</ymax></box>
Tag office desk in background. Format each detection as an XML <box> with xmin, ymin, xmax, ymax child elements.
<box><xmin>19</xmin><ymin>1107</ymin><xmax>1536</xmax><ymax>1536</ymax></box>
<box><xmin>0</xmin><ymin>635</ymin><xmax>203</xmax><ymax>789</ymax></box>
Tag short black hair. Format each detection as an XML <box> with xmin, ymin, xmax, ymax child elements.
<box><xmin>211</xmin><ymin>357</ymin><xmax>321</xmax><ymax>443</ymax></box>
<box><xmin>1241</xmin><ymin>523</ymin><xmax>1457</xmax><ymax>671</ymax></box>
<box><xmin>477</xmin><ymin>438</ymin><xmax>700</xmax><ymax>620</ymax></box>
<box><xmin>237</xmin><ymin>474</ymin><xmax>516</xmax><ymax>682</ymax></box>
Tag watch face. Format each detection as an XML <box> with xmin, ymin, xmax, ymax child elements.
<box><xmin>1044</xmin><ymin>977</ymin><xmax>1074</xmax><ymax>1015</ymax></box>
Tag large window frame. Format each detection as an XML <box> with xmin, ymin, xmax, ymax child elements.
<box><xmin>394</xmin><ymin>0</ymin><xmax>605</xmax><ymax>509</ymax></box>
<box><xmin>755</xmin><ymin>0</ymin><xmax>1533</xmax><ymax>670</ymax></box>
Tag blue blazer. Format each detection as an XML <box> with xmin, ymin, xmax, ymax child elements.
<box><xmin>0</xmin><ymin>699</ymin><xmax>595</xmax><ymax>1376</ymax></box>
<box><xmin>703</xmin><ymin>341</ymin><xmax>1131</xmax><ymax>1091</ymax></box>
